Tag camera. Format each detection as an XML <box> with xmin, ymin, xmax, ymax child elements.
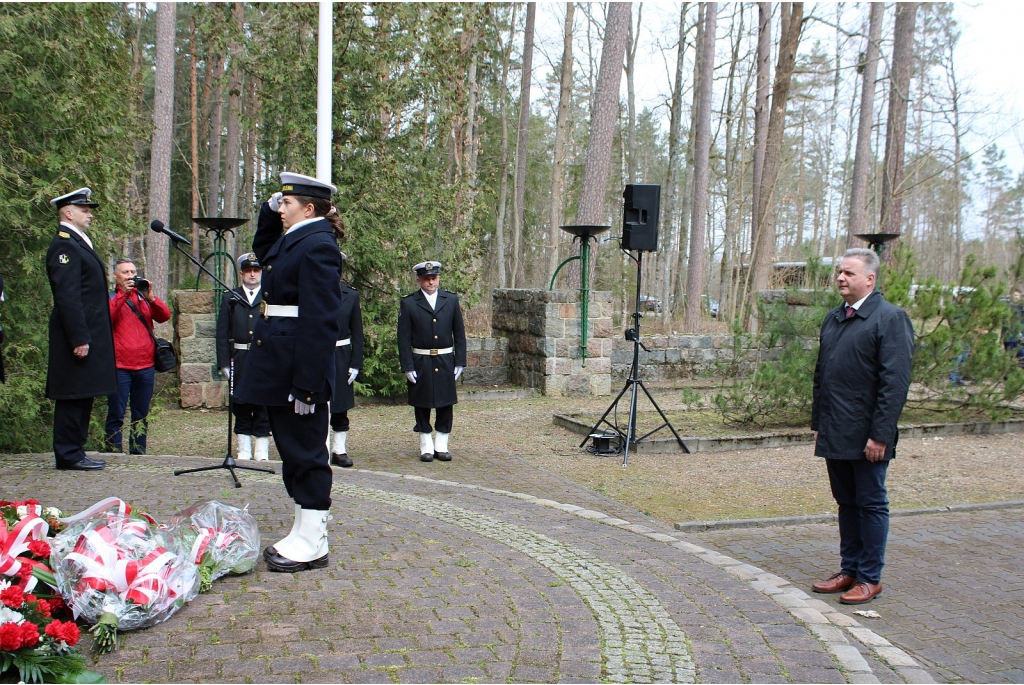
<box><xmin>130</xmin><ymin>275</ymin><xmax>151</xmax><ymax>293</ymax></box>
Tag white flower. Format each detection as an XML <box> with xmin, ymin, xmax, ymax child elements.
<box><xmin>0</xmin><ymin>578</ymin><xmax>10</xmax><ymax>591</ymax></box>
<box><xmin>0</xmin><ymin>606</ymin><xmax>25</xmax><ymax>624</ymax></box>
<box><xmin>43</xmin><ymin>507</ymin><xmax>61</xmax><ymax>519</ymax></box>
<box><xmin>16</xmin><ymin>505</ymin><xmax>28</xmax><ymax>519</ymax></box>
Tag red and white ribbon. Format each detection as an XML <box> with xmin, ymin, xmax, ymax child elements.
<box><xmin>0</xmin><ymin>514</ymin><xmax>49</xmax><ymax>592</ymax></box>
<box><xmin>188</xmin><ymin>527</ymin><xmax>241</xmax><ymax>565</ymax></box>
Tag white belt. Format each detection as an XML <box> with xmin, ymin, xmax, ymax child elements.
<box><xmin>261</xmin><ymin>303</ymin><xmax>298</xmax><ymax>318</ymax></box>
<box><xmin>412</xmin><ymin>347</ymin><xmax>453</xmax><ymax>356</ymax></box>
<box><xmin>233</xmin><ymin>343</ymin><xmax>250</xmax><ymax>350</ymax></box>
<box><xmin>336</xmin><ymin>338</ymin><xmax>351</xmax><ymax>347</ymax></box>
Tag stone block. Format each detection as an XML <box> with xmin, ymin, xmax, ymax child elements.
<box><xmin>541</xmin><ymin>375</ymin><xmax>567</xmax><ymax>396</ymax></box>
<box><xmin>699</xmin><ymin>336</ymin><xmax>713</xmax><ymax>349</ymax></box>
<box><xmin>174</xmin><ymin>290</ymin><xmax>215</xmax><ymax>314</ymax></box>
<box><xmin>466</xmin><ymin>351</ymin><xmax>482</xmax><ymax>367</ymax></box>
<box><xmin>176</xmin><ymin>314</ymin><xmax>195</xmax><ymax>338</ymax></box>
<box><xmin>482</xmin><ymin>337</ymin><xmax>496</xmax><ymax>351</ymax></box>
<box><xmin>545</xmin><ymin>317</ymin><xmax>565</xmax><ymax>337</ymax></box>
<box><xmin>611</xmin><ymin>349</ymin><xmax>632</xmax><ymax>365</ymax></box>
<box><xmin>537</xmin><ymin>337</ymin><xmax>555</xmax><ymax>357</ymax></box>
<box><xmin>559</xmin><ymin>303</ymin><xmax>576</xmax><ymax>318</ymax></box>
<box><xmin>490</xmin><ymin>351</ymin><xmax>506</xmax><ymax>366</ymax></box>
<box><xmin>180</xmin><ymin>384</ymin><xmax>203</xmax><ymax>408</ymax></box>
<box><xmin>180</xmin><ymin>337</ymin><xmax>217</xmax><ymax>364</ymax></box>
<box><xmin>665</xmin><ymin>348</ymin><xmax>681</xmax><ymax>363</ymax></box>
<box><xmin>465</xmin><ymin>338</ymin><xmax>482</xmax><ymax>352</ymax></box>
<box><xmin>593</xmin><ymin>290</ymin><xmax>613</xmax><ymax>303</ymax></box>
<box><xmin>553</xmin><ymin>358</ymin><xmax>572</xmax><ymax>375</ymax></box>
<box><xmin>586</xmin><ymin>338</ymin><xmax>605</xmax><ymax>357</ymax></box>
<box><xmin>195</xmin><ymin>320</ymin><xmax>218</xmax><ymax>338</ymax></box>
<box><xmin>564</xmin><ymin>374</ymin><xmax>591</xmax><ymax>398</ymax></box>
<box><xmin>589</xmin><ymin>374</ymin><xmax>611</xmax><ymax>396</ymax></box>
<box><xmin>180</xmin><ymin>364</ymin><xmax>212</xmax><ymax>384</ymax></box>
<box><xmin>205</xmin><ymin>381</ymin><xmax>226</xmax><ymax>407</ymax></box>
<box><xmin>592</xmin><ymin>317</ymin><xmax>612</xmax><ymax>338</ymax></box>
<box><xmin>712</xmin><ymin>335</ymin><xmax>731</xmax><ymax>349</ymax></box>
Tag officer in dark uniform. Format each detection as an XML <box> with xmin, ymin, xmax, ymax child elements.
<box><xmin>397</xmin><ymin>261</ymin><xmax>467</xmax><ymax>462</ymax></box>
<box><xmin>45</xmin><ymin>188</ymin><xmax>117</xmax><ymax>470</ymax></box>
<box><xmin>328</xmin><ymin>253</ymin><xmax>364</xmax><ymax>468</ymax></box>
<box><xmin>235</xmin><ymin>172</ymin><xmax>343</xmax><ymax>573</ymax></box>
<box><xmin>216</xmin><ymin>252</ymin><xmax>271</xmax><ymax>461</ymax></box>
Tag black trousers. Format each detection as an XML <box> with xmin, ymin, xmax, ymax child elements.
<box><xmin>330</xmin><ymin>410</ymin><xmax>349</xmax><ymax>432</ymax></box>
<box><xmin>233</xmin><ymin>401</ymin><xmax>271</xmax><ymax>437</ymax></box>
<box><xmin>266</xmin><ymin>405</ymin><xmax>332</xmax><ymax>510</ymax></box>
<box><xmin>413</xmin><ymin>405</ymin><xmax>453</xmax><ymax>434</ymax></box>
<box><xmin>53</xmin><ymin>397</ymin><xmax>94</xmax><ymax>467</ymax></box>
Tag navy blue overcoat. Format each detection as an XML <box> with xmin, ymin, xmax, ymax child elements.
<box><xmin>331</xmin><ymin>282</ymin><xmax>364</xmax><ymax>412</ymax></box>
<box><xmin>397</xmin><ymin>289</ymin><xmax>467</xmax><ymax>408</ymax></box>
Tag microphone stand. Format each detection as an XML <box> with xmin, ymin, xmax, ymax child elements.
<box><xmin>168</xmin><ymin>238</ymin><xmax>275</xmax><ymax>487</ymax></box>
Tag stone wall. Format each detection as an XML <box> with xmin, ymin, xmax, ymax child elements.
<box><xmin>611</xmin><ymin>334</ymin><xmax>764</xmax><ymax>383</ymax></box>
<box><xmin>173</xmin><ymin>290</ymin><xmax>226</xmax><ymax>408</ymax></box>
<box><xmin>463</xmin><ymin>337</ymin><xmax>509</xmax><ymax>386</ymax></box>
<box><xmin>491</xmin><ymin>289</ymin><xmax>612</xmax><ymax>397</ymax></box>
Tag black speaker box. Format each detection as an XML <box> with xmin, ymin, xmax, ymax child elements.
<box><xmin>622</xmin><ymin>184</ymin><xmax>661</xmax><ymax>251</ymax></box>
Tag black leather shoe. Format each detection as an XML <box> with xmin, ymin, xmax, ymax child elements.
<box><xmin>434</xmin><ymin>451</ymin><xmax>452</xmax><ymax>462</ymax></box>
<box><xmin>264</xmin><ymin>548</ymin><xmax>329</xmax><ymax>573</ymax></box>
<box><xmin>420</xmin><ymin>452</ymin><xmax>434</xmax><ymax>462</ymax></box>
<box><xmin>331</xmin><ymin>452</ymin><xmax>353</xmax><ymax>468</ymax></box>
<box><xmin>56</xmin><ymin>456</ymin><xmax>106</xmax><ymax>471</ymax></box>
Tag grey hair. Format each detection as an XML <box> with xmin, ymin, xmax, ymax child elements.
<box><xmin>843</xmin><ymin>248</ymin><xmax>879</xmax><ymax>279</ymax></box>
<box><xmin>114</xmin><ymin>258</ymin><xmax>135</xmax><ymax>267</ymax></box>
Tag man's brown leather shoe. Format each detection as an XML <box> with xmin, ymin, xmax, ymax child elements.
<box><xmin>840</xmin><ymin>581</ymin><xmax>882</xmax><ymax>604</ymax></box>
<box><xmin>811</xmin><ymin>572</ymin><xmax>856</xmax><ymax>594</ymax></box>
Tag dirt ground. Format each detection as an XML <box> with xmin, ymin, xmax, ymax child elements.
<box><xmin>144</xmin><ymin>392</ymin><xmax>1024</xmax><ymax>526</ymax></box>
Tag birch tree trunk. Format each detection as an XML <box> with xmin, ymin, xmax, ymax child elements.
<box><xmin>879</xmin><ymin>3</ymin><xmax>919</xmax><ymax>251</ymax></box>
<box><xmin>147</xmin><ymin>2</ymin><xmax>175</xmax><ymax>303</ymax></box>
<box><xmin>847</xmin><ymin>2</ymin><xmax>884</xmax><ymax>245</ymax></box>
<box><xmin>548</xmin><ymin>3</ymin><xmax>575</xmax><ymax>283</ymax></box>
<box><xmin>511</xmin><ymin>2</ymin><xmax>535</xmax><ymax>288</ymax></box>
<box><xmin>683</xmin><ymin>2</ymin><xmax>716</xmax><ymax>333</ymax></box>
<box><xmin>574</xmin><ymin>2</ymin><xmax>631</xmax><ymax>226</ymax></box>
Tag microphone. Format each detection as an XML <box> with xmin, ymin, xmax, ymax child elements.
<box><xmin>150</xmin><ymin>220</ymin><xmax>192</xmax><ymax>246</ymax></box>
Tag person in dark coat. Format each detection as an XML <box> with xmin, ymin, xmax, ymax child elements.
<box><xmin>216</xmin><ymin>252</ymin><xmax>271</xmax><ymax>461</ymax></box>
<box><xmin>328</xmin><ymin>254</ymin><xmax>364</xmax><ymax>468</ymax></box>
<box><xmin>45</xmin><ymin>188</ymin><xmax>117</xmax><ymax>471</ymax></box>
<box><xmin>810</xmin><ymin>247</ymin><xmax>914</xmax><ymax>605</ymax></box>
<box><xmin>234</xmin><ymin>172</ymin><xmax>343</xmax><ymax>573</ymax></box>
<box><xmin>397</xmin><ymin>261</ymin><xmax>467</xmax><ymax>462</ymax></box>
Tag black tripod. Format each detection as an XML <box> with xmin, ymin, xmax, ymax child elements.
<box><xmin>582</xmin><ymin>250</ymin><xmax>689</xmax><ymax>466</ymax></box>
<box><xmin>169</xmin><ymin>240</ymin><xmax>275</xmax><ymax>487</ymax></box>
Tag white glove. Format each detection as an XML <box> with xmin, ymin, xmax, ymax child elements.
<box><xmin>220</xmin><ymin>367</ymin><xmax>230</xmax><ymax>380</ymax></box>
<box><xmin>406</xmin><ymin>371</ymin><xmax>418</xmax><ymax>384</ymax></box>
<box><xmin>454</xmin><ymin>366</ymin><xmax>464</xmax><ymax>380</ymax></box>
<box><xmin>347</xmin><ymin>368</ymin><xmax>359</xmax><ymax>385</ymax></box>
<box><xmin>288</xmin><ymin>394</ymin><xmax>315</xmax><ymax>415</ymax></box>
<box><xmin>269</xmin><ymin>192</ymin><xmax>283</xmax><ymax>212</ymax></box>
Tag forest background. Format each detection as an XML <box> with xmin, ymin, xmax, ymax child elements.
<box><xmin>1</xmin><ymin>2</ymin><xmax>1023</xmax><ymax>452</ymax></box>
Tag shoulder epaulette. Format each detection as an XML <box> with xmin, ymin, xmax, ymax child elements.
<box><xmin>58</xmin><ymin>231</ymin><xmax>70</xmax><ymax>239</ymax></box>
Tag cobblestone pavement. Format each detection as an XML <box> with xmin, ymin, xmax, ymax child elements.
<box><xmin>2</xmin><ymin>449</ymin><xmax>943</xmax><ymax>684</ymax></box>
<box><xmin>694</xmin><ymin>508</ymin><xmax>1024</xmax><ymax>684</ymax></box>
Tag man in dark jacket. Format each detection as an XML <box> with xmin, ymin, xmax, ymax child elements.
<box><xmin>811</xmin><ymin>247</ymin><xmax>914</xmax><ymax>605</ymax></box>
<box><xmin>217</xmin><ymin>252</ymin><xmax>271</xmax><ymax>461</ymax></box>
<box><xmin>46</xmin><ymin>188</ymin><xmax>117</xmax><ymax>470</ymax></box>
<box><xmin>328</xmin><ymin>254</ymin><xmax>364</xmax><ymax>468</ymax></box>
<box><xmin>397</xmin><ymin>261</ymin><xmax>466</xmax><ymax>462</ymax></box>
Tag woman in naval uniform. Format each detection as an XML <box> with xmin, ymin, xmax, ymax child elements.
<box><xmin>234</xmin><ymin>172</ymin><xmax>343</xmax><ymax>573</ymax></box>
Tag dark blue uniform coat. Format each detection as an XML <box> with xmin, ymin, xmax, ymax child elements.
<box><xmin>45</xmin><ymin>226</ymin><xmax>117</xmax><ymax>400</ymax></box>
<box><xmin>235</xmin><ymin>203</ymin><xmax>343</xmax><ymax>407</ymax></box>
<box><xmin>216</xmin><ymin>285</ymin><xmax>264</xmax><ymax>396</ymax></box>
<box><xmin>331</xmin><ymin>282</ymin><xmax>364</xmax><ymax>413</ymax></box>
<box><xmin>812</xmin><ymin>290</ymin><xmax>914</xmax><ymax>460</ymax></box>
<box><xmin>397</xmin><ymin>289</ymin><xmax>466</xmax><ymax>408</ymax></box>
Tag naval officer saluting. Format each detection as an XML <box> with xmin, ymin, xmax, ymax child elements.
<box><xmin>234</xmin><ymin>172</ymin><xmax>344</xmax><ymax>573</ymax></box>
<box><xmin>397</xmin><ymin>261</ymin><xmax>467</xmax><ymax>462</ymax></box>
<box><xmin>46</xmin><ymin>188</ymin><xmax>117</xmax><ymax>470</ymax></box>
<box><xmin>328</xmin><ymin>253</ymin><xmax>364</xmax><ymax>468</ymax></box>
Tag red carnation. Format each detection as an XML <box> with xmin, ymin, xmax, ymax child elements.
<box><xmin>19</xmin><ymin>621</ymin><xmax>39</xmax><ymax>649</ymax></box>
<box><xmin>0</xmin><ymin>622</ymin><xmax>23</xmax><ymax>651</ymax></box>
<box><xmin>24</xmin><ymin>499</ymin><xmax>39</xmax><ymax>506</ymax></box>
<box><xmin>0</xmin><ymin>585</ymin><xmax>25</xmax><ymax>608</ymax></box>
<box><xmin>27</xmin><ymin>540</ymin><xmax>50</xmax><ymax>559</ymax></box>
<box><xmin>47</xmin><ymin>597</ymin><xmax>67</xmax><ymax>615</ymax></box>
<box><xmin>45</xmin><ymin>620</ymin><xmax>80</xmax><ymax>647</ymax></box>
<box><xmin>34</xmin><ymin>599</ymin><xmax>51</xmax><ymax>617</ymax></box>
<box><xmin>16</xmin><ymin>564</ymin><xmax>33</xmax><ymax>580</ymax></box>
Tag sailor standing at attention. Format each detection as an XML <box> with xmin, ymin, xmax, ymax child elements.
<box><xmin>234</xmin><ymin>172</ymin><xmax>344</xmax><ymax>573</ymax></box>
<box><xmin>397</xmin><ymin>261</ymin><xmax>467</xmax><ymax>462</ymax></box>
<box><xmin>328</xmin><ymin>252</ymin><xmax>364</xmax><ymax>468</ymax></box>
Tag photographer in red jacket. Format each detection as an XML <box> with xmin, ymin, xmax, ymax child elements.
<box><xmin>104</xmin><ymin>258</ymin><xmax>171</xmax><ymax>455</ymax></box>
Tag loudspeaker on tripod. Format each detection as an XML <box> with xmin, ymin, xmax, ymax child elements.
<box><xmin>621</xmin><ymin>184</ymin><xmax>661</xmax><ymax>252</ymax></box>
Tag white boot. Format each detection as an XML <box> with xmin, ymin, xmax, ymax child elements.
<box><xmin>253</xmin><ymin>437</ymin><xmax>270</xmax><ymax>461</ymax></box>
<box><xmin>332</xmin><ymin>431</ymin><xmax>348</xmax><ymax>455</ymax></box>
<box><xmin>264</xmin><ymin>503</ymin><xmax>300</xmax><ymax>560</ymax></box>
<box><xmin>236</xmin><ymin>434</ymin><xmax>253</xmax><ymax>461</ymax></box>
<box><xmin>267</xmin><ymin>508</ymin><xmax>331</xmax><ymax>571</ymax></box>
<box><xmin>419</xmin><ymin>432</ymin><xmax>435</xmax><ymax>462</ymax></box>
<box><xmin>435</xmin><ymin>432</ymin><xmax>452</xmax><ymax>461</ymax></box>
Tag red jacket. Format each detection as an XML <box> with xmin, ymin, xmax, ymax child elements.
<box><xmin>108</xmin><ymin>289</ymin><xmax>171</xmax><ymax>370</ymax></box>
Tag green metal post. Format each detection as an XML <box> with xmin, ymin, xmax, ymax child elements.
<box><xmin>579</xmin><ymin>237</ymin><xmax>590</xmax><ymax>365</ymax></box>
